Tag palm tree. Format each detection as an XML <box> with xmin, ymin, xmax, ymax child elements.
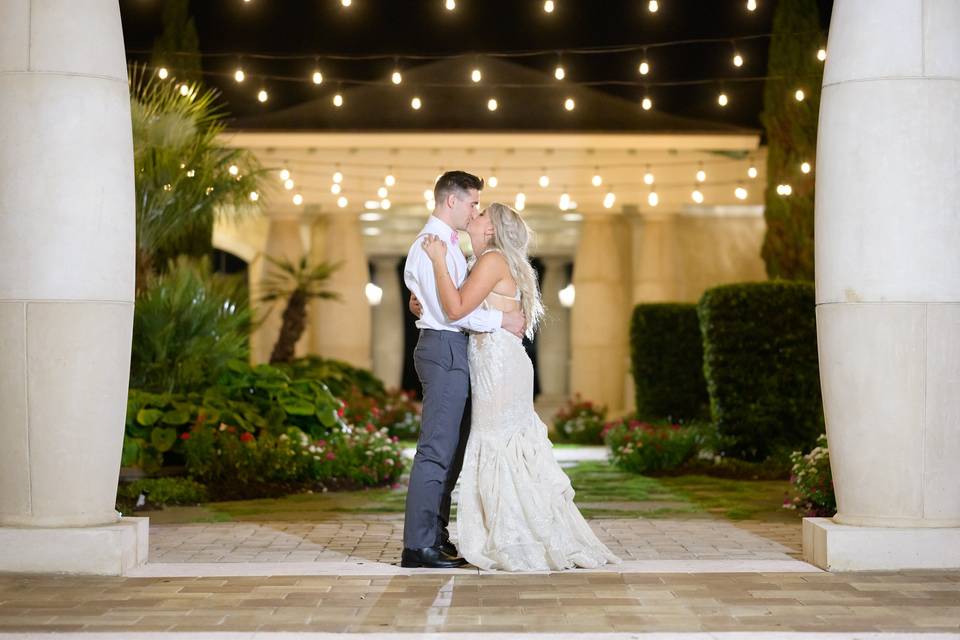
<box><xmin>261</xmin><ymin>257</ymin><xmax>342</xmax><ymax>363</ymax></box>
<box><xmin>129</xmin><ymin>64</ymin><xmax>264</xmax><ymax>293</ymax></box>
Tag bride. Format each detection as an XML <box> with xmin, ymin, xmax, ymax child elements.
<box><xmin>421</xmin><ymin>202</ymin><xmax>620</xmax><ymax>572</ymax></box>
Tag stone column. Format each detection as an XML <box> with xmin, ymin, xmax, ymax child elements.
<box><xmin>249</xmin><ymin>215</ymin><xmax>303</xmax><ymax>364</ymax></box>
<box><xmin>371</xmin><ymin>256</ymin><xmax>403</xmax><ymax>389</ymax></box>
<box><xmin>569</xmin><ymin>213</ymin><xmax>630</xmax><ymax>414</ymax></box>
<box><xmin>537</xmin><ymin>257</ymin><xmax>571</xmax><ymax>400</ymax></box>
<box><xmin>0</xmin><ymin>0</ymin><xmax>147</xmax><ymax>574</ymax></box>
<box><xmin>309</xmin><ymin>209</ymin><xmax>372</xmax><ymax>369</ymax></box>
<box><xmin>629</xmin><ymin>209</ymin><xmax>678</xmax><ymax>303</ymax></box>
<box><xmin>806</xmin><ymin>0</ymin><xmax>960</xmax><ymax>571</ymax></box>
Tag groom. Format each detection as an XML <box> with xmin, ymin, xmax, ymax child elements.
<box><xmin>400</xmin><ymin>171</ymin><xmax>525</xmax><ymax>569</ymax></box>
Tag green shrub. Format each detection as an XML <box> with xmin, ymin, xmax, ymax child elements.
<box><xmin>630</xmin><ymin>303</ymin><xmax>708</xmax><ymax>421</ymax></box>
<box><xmin>117</xmin><ymin>477</ymin><xmax>208</xmax><ymax>507</ymax></box>
<box><xmin>280</xmin><ymin>356</ymin><xmax>386</xmax><ymax>399</ymax></box>
<box><xmin>552</xmin><ymin>395</ymin><xmax>608</xmax><ymax>444</ymax></box>
<box><xmin>785</xmin><ymin>434</ymin><xmax>835</xmax><ymax>516</ymax></box>
<box><xmin>698</xmin><ymin>281</ymin><xmax>823</xmax><ymax>461</ymax></box>
<box><xmin>604</xmin><ymin>418</ymin><xmax>704</xmax><ymax>474</ymax></box>
<box><xmin>131</xmin><ymin>257</ymin><xmax>251</xmax><ymax>394</ymax></box>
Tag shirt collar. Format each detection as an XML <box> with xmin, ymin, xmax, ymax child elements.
<box><xmin>425</xmin><ymin>215</ymin><xmax>456</xmax><ymax>237</ymax></box>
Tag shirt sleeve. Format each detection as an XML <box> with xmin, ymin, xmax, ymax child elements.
<box><xmin>409</xmin><ymin>242</ymin><xmax>503</xmax><ymax>333</ymax></box>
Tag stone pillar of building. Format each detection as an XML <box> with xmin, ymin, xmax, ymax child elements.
<box><xmin>0</xmin><ymin>0</ymin><xmax>147</xmax><ymax>574</ymax></box>
<box><xmin>805</xmin><ymin>0</ymin><xmax>960</xmax><ymax>571</ymax></box>
<box><xmin>569</xmin><ymin>213</ymin><xmax>630</xmax><ymax>414</ymax></box>
<box><xmin>309</xmin><ymin>209</ymin><xmax>372</xmax><ymax>369</ymax></box>
<box><xmin>249</xmin><ymin>215</ymin><xmax>303</xmax><ymax>364</ymax></box>
<box><xmin>629</xmin><ymin>209</ymin><xmax>678</xmax><ymax>303</ymax></box>
<box><xmin>537</xmin><ymin>257</ymin><xmax>572</xmax><ymax>401</ymax></box>
<box><xmin>371</xmin><ymin>256</ymin><xmax>404</xmax><ymax>389</ymax></box>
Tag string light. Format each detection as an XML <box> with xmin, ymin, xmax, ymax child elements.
<box><xmin>312</xmin><ymin>70</ymin><xmax>323</xmax><ymax>84</ymax></box>
<box><xmin>647</xmin><ymin>190</ymin><xmax>659</xmax><ymax>207</ymax></box>
<box><xmin>471</xmin><ymin>68</ymin><xmax>482</xmax><ymax>83</ymax></box>
<box><xmin>638</xmin><ymin>59</ymin><xmax>650</xmax><ymax>75</ymax></box>
<box><xmin>333</xmin><ymin>93</ymin><xmax>344</xmax><ymax>107</ymax></box>
<box><xmin>544</xmin><ymin>0</ymin><xmax>555</xmax><ymax>13</ymax></box>
<box><xmin>603</xmin><ymin>190</ymin><xmax>616</xmax><ymax>209</ymax></box>
<box><xmin>559</xmin><ymin>192</ymin><xmax>570</xmax><ymax>210</ymax></box>
<box><xmin>515</xmin><ymin>190</ymin><xmax>526</xmax><ymax>211</ymax></box>
<box><xmin>228</xmin><ymin>165</ymin><xmax>239</xmax><ymax>176</ymax></box>
<box><xmin>292</xmin><ymin>193</ymin><xmax>304</xmax><ymax>205</ymax></box>
<box><xmin>423</xmin><ymin>189</ymin><xmax>433</xmax><ymax>200</ymax></box>
<box><xmin>157</xmin><ymin>67</ymin><xmax>169</xmax><ymax>79</ymax></box>
<box><xmin>643</xmin><ymin>167</ymin><xmax>655</xmax><ymax>185</ymax></box>
<box><xmin>696</xmin><ymin>165</ymin><xmax>706</xmax><ymax>182</ymax></box>
<box><xmin>735</xmin><ymin>185</ymin><xmax>748</xmax><ymax>200</ymax></box>
<box><xmin>747</xmin><ymin>164</ymin><xmax>758</xmax><ymax>179</ymax></box>
<box><xmin>538</xmin><ymin>172</ymin><xmax>550</xmax><ymax>188</ymax></box>
<box><xmin>331</xmin><ymin>183</ymin><xmax>342</xmax><ymax>194</ymax></box>
<box><xmin>333</xmin><ymin>170</ymin><xmax>343</xmax><ymax>183</ymax></box>
<box><xmin>648</xmin><ymin>1</ymin><xmax>659</xmax><ymax>13</ymax></box>
<box><xmin>249</xmin><ymin>191</ymin><xmax>259</xmax><ymax>202</ymax></box>
<box><xmin>377</xmin><ymin>186</ymin><xmax>388</xmax><ymax>198</ymax></box>
<box><xmin>364</xmin><ymin>200</ymin><xmax>381</xmax><ymax>210</ymax></box>
<box><xmin>284</xmin><ymin>178</ymin><xmax>295</xmax><ymax>190</ymax></box>
<box><xmin>564</xmin><ymin>97</ymin><xmax>575</xmax><ymax>111</ymax></box>
<box><xmin>747</xmin><ymin>0</ymin><xmax>757</xmax><ymax>11</ymax></box>
<box><xmin>234</xmin><ymin>68</ymin><xmax>245</xmax><ymax>83</ymax></box>
<box><xmin>385</xmin><ymin>174</ymin><xmax>396</xmax><ymax>186</ymax></box>
<box><xmin>800</xmin><ymin>161</ymin><xmax>811</xmax><ymax>174</ymax></box>
<box><xmin>641</xmin><ymin>95</ymin><xmax>653</xmax><ymax>111</ymax></box>
<box><xmin>591</xmin><ymin>172</ymin><xmax>602</xmax><ymax>187</ymax></box>
<box><xmin>554</xmin><ymin>65</ymin><xmax>566</xmax><ymax>81</ymax></box>
<box><xmin>733</xmin><ymin>52</ymin><xmax>744</xmax><ymax>67</ymax></box>
<box><xmin>381</xmin><ymin>198</ymin><xmax>391</xmax><ymax>209</ymax></box>
<box><xmin>411</xmin><ymin>96</ymin><xmax>422</xmax><ymax>110</ymax></box>
<box><xmin>444</xmin><ymin>0</ymin><xmax>456</xmax><ymax>10</ymax></box>
<box><xmin>817</xmin><ymin>48</ymin><xmax>827</xmax><ymax>61</ymax></box>
<box><xmin>718</xmin><ymin>91</ymin><xmax>729</xmax><ymax>106</ymax></box>
<box><xmin>337</xmin><ymin>196</ymin><xmax>349</xmax><ymax>208</ymax></box>
<box><xmin>391</xmin><ymin>70</ymin><xmax>402</xmax><ymax>85</ymax></box>
<box><xmin>279</xmin><ymin>168</ymin><xmax>291</xmax><ymax>181</ymax></box>
<box><xmin>488</xmin><ymin>172</ymin><xmax>498</xmax><ymax>188</ymax></box>
<box><xmin>795</xmin><ymin>88</ymin><xmax>805</xmax><ymax>101</ymax></box>
<box><xmin>691</xmin><ymin>188</ymin><xmax>704</xmax><ymax>204</ymax></box>
<box><xmin>340</xmin><ymin>0</ymin><xmax>351</xmax><ymax>6</ymax></box>
<box><xmin>179</xmin><ymin>84</ymin><xmax>190</xmax><ymax>96</ymax></box>
<box><xmin>777</xmin><ymin>184</ymin><xmax>793</xmax><ymax>196</ymax></box>
<box><xmin>257</xmin><ymin>88</ymin><xmax>268</xmax><ymax>102</ymax></box>
<box><xmin>487</xmin><ymin>98</ymin><xmax>498</xmax><ymax>111</ymax></box>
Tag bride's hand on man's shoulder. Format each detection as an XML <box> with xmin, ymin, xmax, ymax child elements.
<box><xmin>421</xmin><ymin>234</ymin><xmax>447</xmax><ymax>262</ymax></box>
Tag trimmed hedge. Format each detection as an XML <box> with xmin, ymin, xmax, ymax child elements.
<box><xmin>697</xmin><ymin>281</ymin><xmax>823</xmax><ymax>461</ymax></box>
<box><xmin>630</xmin><ymin>303</ymin><xmax>708</xmax><ymax>421</ymax></box>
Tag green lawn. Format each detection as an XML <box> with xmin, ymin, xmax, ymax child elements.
<box><xmin>143</xmin><ymin>460</ymin><xmax>796</xmax><ymax>525</ymax></box>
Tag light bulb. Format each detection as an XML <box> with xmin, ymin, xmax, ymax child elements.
<box><xmin>471</xmin><ymin>68</ymin><xmax>482</xmax><ymax>83</ymax></box>
<box><xmin>733</xmin><ymin>53</ymin><xmax>744</xmax><ymax>67</ymax></box>
<box><xmin>333</xmin><ymin>93</ymin><xmax>344</xmax><ymax>107</ymax></box>
<box><xmin>179</xmin><ymin>84</ymin><xmax>190</xmax><ymax>96</ymax></box>
<box><xmin>364</xmin><ymin>201</ymin><xmax>381</xmax><ymax>210</ymax></box>
<box><xmin>312</xmin><ymin>70</ymin><xmax>323</xmax><ymax>84</ymax></box>
<box><xmin>795</xmin><ymin>89</ymin><xmax>805</xmax><ymax>101</ymax></box>
<box><xmin>647</xmin><ymin>191</ymin><xmax>659</xmax><ymax>207</ymax></box>
<box><xmin>544</xmin><ymin>0</ymin><xmax>555</xmax><ymax>12</ymax></box>
<box><xmin>643</xmin><ymin>171</ymin><xmax>655</xmax><ymax>185</ymax></box>
<box><xmin>747</xmin><ymin>0</ymin><xmax>757</xmax><ymax>10</ymax></box>
<box><xmin>648</xmin><ymin>0</ymin><xmax>659</xmax><ymax>13</ymax></box>
<box><xmin>692</xmin><ymin>189</ymin><xmax>704</xmax><ymax>204</ymax></box>
<box><xmin>337</xmin><ymin>196</ymin><xmax>348</xmax><ymax>208</ymax></box>
<box><xmin>603</xmin><ymin>191</ymin><xmax>616</xmax><ymax>209</ymax></box>
<box><xmin>641</xmin><ymin>96</ymin><xmax>653</xmax><ymax>111</ymax></box>
<box><xmin>801</xmin><ymin>161</ymin><xmax>812</xmax><ymax>174</ymax></box>
<box><xmin>391</xmin><ymin>71</ymin><xmax>402</xmax><ymax>85</ymax></box>
<box><xmin>423</xmin><ymin>189</ymin><xmax>433</xmax><ymax>200</ymax></box>
<box><xmin>249</xmin><ymin>191</ymin><xmax>259</xmax><ymax>202</ymax></box>
<box><xmin>380</xmin><ymin>198</ymin><xmax>391</xmax><ymax>210</ymax></box>
<box><xmin>718</xmin><ymin>92</ymin><xmax>729</xmax><ymax>106</ymax></box>
<box><xmin>257</xmin><ymin>89</ymin><xmax>268</xmax><ymax>103</ymax></box>
<box><xmin>592</xmin><ymin>174</ymin><xmax>602</xmax><ymax>187</ymax></box>
<box><xmin>292</xmin><ymin>193</ymin><xmax>304</xmax><ymax>205</ymax></box>
<box><xmin>333</xmin><ymin>171</ymin><xmax>343</xmax><ymax>183</ymax></box>
<box><xmin>411</xmin><ymin>96</ymin><xmax>422</xmax><ymax>110</ymax></box>
<box><xmin>564</xmin><ymin>98</ymin><xmax>575</xmax><ymax>111</ymax></box>
<box><xmin>157</xmin><ymin>67</ymin><xmax>169</xmax><ymax>79</ymax></box>
<box><xmin>559</xmin><ymin>193</ymin><xmax>570</xmax><ymax>210</ymax></box>
<box><xmin>696</xmin><ymin>169</ymin><xmax>706</xmax><ymax>182</ymax></box>
<box><xmin>377</xmin><ymin>186</ymin><xmax>388</xmax><ymax>198</ymax></box>
<box><xmin>735</xmin><ymin>186</ymin><xmax>748</xmax><ymax>200</ymax></box>
<box><xmin>279</xmin><ymin>168</ymin><xmax>291</xmax><ymax>181</ymax></box>
<box><xmin>445</xmin><ymin>0</ymin><xmax>456</xmax><ymax>10</ymax></box>
<box><xmin>554</xmin><ymin>65</ymin><xmax>565</xmax><ymax>80</ymax></box>
<box><xmin>747</xmin><ymin>165</ymin><xmax>758</xmax><ymax>179</ymax></box>
<box><xmin>331</xmin><ymin>183</ymin><xmax>342</xmax><ymax>195</ymax></box>
<box><xmin>234</xmin><ymin>68</ymin><xmax>245</xmax><ymax>83</ymax></box>
<box><xmin>341</xmin><ymin>0</ymin><xmax>351</xmax><ymax>6</ymax></box>
<box><xmin>817</xmin><ymin>48</ymin><xmax>827</xmax><ymax>62</ymax></box>
<box><xmin>487</xmin><ymin>98</ymin><xmax>498</xmax><ymax>111</ymax></box>
<box><xmin>284</xmin><ymin>178</ymin><xmax>294</xmax><ymax>190</ymax></box>
<box><xmin>488</xmin><ymin>175</ymin><xmax>498</xmax><ymax>188</ymax></box>
<box><xmin>782</xmin><ymin>184</ymin><xmax>793</xmax><ymax>195</ymax></box>
<box><xmin>638</xmin><ymin>60</ymin><xmax>650</xmax><ymax>75</ymax></box>
<box><xmin>539</xmin><ymin>175</ymin><xmax>550</xmax><ymax>188</ymax></box>
<box><xmin>228</xmin><ymin>165</ymin><xmax>239</xmax><ymax>176</ymax></box>
<box><xmin>385</xmin><ymin>174</ymin><xmax>396</xmax><ymax>187</ymax></box>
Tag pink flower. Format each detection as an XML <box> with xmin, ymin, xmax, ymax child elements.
<box><xmin>316</xmin><ymin>439</ymin><xmax>327</xmax><ymax>447</ymax></box>
<box><xmin>325</xmin><ymin>452</ymin><xmax>336</xmax><ymax>460</ymax></box>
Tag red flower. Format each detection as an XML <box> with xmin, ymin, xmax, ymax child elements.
<box><xmin>366</xmin><ymin>423</ymin><xmax>376</xmax><ymax>433</ymax></box>
<box><xmin>391</xmin><ymin>436</ymin><xmax>399</xmax><ymax>443</ymax></box>
<box><xmin>316</xmin><ymin>439</ymin><xmax>327</xmax><ymax>447</ymax></box>
<box><xmin>179</xmin><ymin>432</ymin><xmax>191</xmax><ymax>440</ymax></box>
<box><xmin>337</xmin><ymin>406</ymin><xmax>345</xmax><ymax>417</ymax></box>
<box><xmin>325</xmin><ymin>452</ymin><xmax>336</xmax><ymax>460</ymax></box>
<box><xmin>240</xmin><ymin>432</ymin><xmax>254</xmax><ymax>443</ymax></box>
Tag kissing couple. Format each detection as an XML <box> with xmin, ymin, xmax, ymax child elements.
<box><xmin>400</xmin><ymin>170</ymin><xmax>620</xmax><ymax>571</ymax></box>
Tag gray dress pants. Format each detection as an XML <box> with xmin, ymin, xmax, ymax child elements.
<box><xmin>402</xmin><ymin>329</ymin><xmax>471</xmax><ymax>550</ymax></box>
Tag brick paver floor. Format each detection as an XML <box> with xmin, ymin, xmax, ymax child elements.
<box><xmin>1</xmin><ymin>570</ymin><xmax>959</xmax><ymax>633</ymax></box>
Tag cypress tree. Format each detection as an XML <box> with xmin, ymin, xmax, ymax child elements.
<box><xmin>151</xmin><ymin>0</ymin><xmax>202</xmax><ymax>85</ymax></box>
<box><xmin>760</xmin><ymin>0</ymin><xmax>824</xmax><ymax>281</ymax></box>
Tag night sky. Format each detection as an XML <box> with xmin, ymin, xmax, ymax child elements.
<box><xmin>120</xmin><ymin>0</ymin><xmax>834</xmax><ymax>131</ymax></box>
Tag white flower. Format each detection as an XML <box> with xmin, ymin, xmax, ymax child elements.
<box><xmin>365</xmin><ymin>450</ymin><xmax>374</xmax><ymax>456</ymax></box>
<box><xmin>385</xmin><ymin>459</ymin><xmax>394</xmax><ymax>466</ymax></box>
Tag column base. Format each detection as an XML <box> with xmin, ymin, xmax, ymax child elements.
<box><xmin>803</xmin><ymin>517</ymin><xmax>960</xmax><ymax>571</ymax></box>
<box><xmin>0</xmin><ymin>516</ymin><xmax>148</xmax><ymax>575</ymax></box>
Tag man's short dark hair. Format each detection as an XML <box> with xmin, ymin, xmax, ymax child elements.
<box><xmin>434</xmin><ymin>170</ymin><xmax>484</xmax><ymax>204</ymax></box>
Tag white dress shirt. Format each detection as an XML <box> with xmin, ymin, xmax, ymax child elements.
<box><xmin>404</xmin><ymin>216</ymin><xmax>503</xmax><ymax>333</ymax></box>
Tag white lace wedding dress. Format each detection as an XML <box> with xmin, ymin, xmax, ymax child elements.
<box><xmin>456</xmin><ymin>284</ymin><xmax>621</xmax><ymax>571</ymax></box>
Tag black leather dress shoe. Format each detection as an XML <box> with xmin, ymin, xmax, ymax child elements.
<box><xmin>401</xmin><ymin>546</ymin><xmax>468</xmax><ymax>568</ymax></box>
<box><xmin>440</xmin><ymin>539</ymin><xmax>458</xmax><ymax>558</ymax></box>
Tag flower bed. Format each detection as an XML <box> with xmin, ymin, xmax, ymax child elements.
<box><xmin>603</xmin><ymin>418</ymin><xmax>702</xmax><ymax>474</ymax></box>
<box><xmin>552</xmin><ymin>395</ymin><xmax>608</xmax><ymax>444</ymax></box>
<box><xmin>784</xmin><ymin>434</ymin><xmax>836</xmax><ymax>517</ymax></box>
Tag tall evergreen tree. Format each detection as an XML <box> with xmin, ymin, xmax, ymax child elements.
<box><xmin>760</xmin><ymin>0</ymin><xmax>824</xmax><ymax>281</ymax></box>
<box><xmin>151</xmin><ymin>0</ymin><xmax>202</xmax><ymax>85</ymax></box>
